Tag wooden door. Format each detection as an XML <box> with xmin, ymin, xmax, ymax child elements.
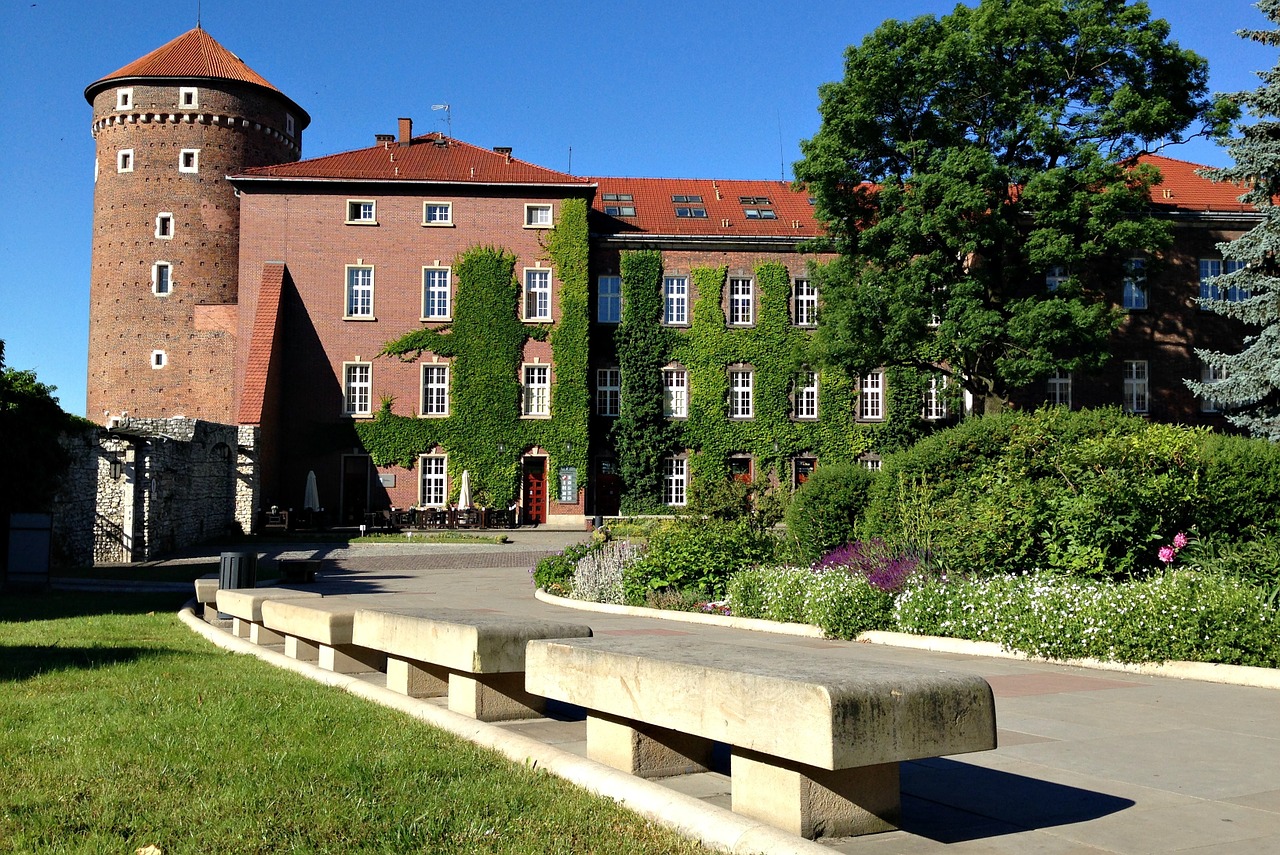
<box><xmin>594</xmin><ymin>458</ymin><xmax>621</xmax><ymax>517</ymax></box>
<box><xmin>522</xmin><ymin>457</ymin><xmax>547</xmax><ymax>524</ymax></box>
<box><xmin>341</xmin><ymin>455</ymin><xmax>371</xmax><ymax>524</ymax></box>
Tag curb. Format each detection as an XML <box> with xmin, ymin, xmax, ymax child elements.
<box><xmin>178</xmin><ymin>601</ymin><xmax>831</xmax><ymax>855</ymax></box>
<box><xmin>533</xmin><ymin>589</ymin><xmax>824</xmax><ymax>637</ymax></box>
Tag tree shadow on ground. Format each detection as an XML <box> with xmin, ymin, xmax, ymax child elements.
<box><xmin>0</xmin><ymin>644</ymin><xmax>177</xmax><ymax>682</ymax></box>
<box><xmin>899</xmin><ymin>757</ymin><xmax>1134</xmax><ymax>842</ymax></box>
<box><xmin>0</xmin><ymin>591</ymin><xmax>189</xmax><ymax>624</ymax></box>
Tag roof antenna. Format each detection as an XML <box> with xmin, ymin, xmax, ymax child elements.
<box><xmin>568</xmin><ymin>146</ymin><xmax>572</xmax><ymax>175</ymax></box>
<box><xmin>777</xmin><ymin>109</ymin><xmax>785</xmax><ymax>181</ymax></box>
<box><xmin>431</xmin><ymin>104</ymin><xmax>451</xmax><ymax>139</ymax></box>
<box><xmin>197</xmin><ymin>0</ymin><xmax>202</xmax><ymax>28</ymax></box>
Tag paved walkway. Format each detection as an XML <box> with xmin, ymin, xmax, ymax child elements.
<box><xmin>179</xmin><ymin>534</ymin><xmax>1279</xmax><ymax>853</ymax></box>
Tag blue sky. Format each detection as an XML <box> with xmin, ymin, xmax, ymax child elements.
<box><xmin>0</xmin><ymin>0</ymin><xmax>1273</xmax><ymax>417</ymax></box>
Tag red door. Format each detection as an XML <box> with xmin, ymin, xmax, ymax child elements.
<box><xmin>523</xmin><ymin>457</ymin><xmax>547</xmax><ymax>525</ymax></box>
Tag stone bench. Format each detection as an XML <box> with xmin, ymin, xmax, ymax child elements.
<box><xmin>214</xmin><ymin>587</ymin><xmax>323</xmax><ymax>644</ymax></box>
<box><xmin>525</xmin><ymin>637</ymin><xmax>997</xmax><ymax>839</ymax></box>
<box><xmin>351</xmin><ymin>607</ymin><xmax>592</xmax><ymax>722</ymax></box>
<box><xmin>258</xmin><ymin>594</ymin><xmax>422</xmax><ymax>673</ymax></box>
<box><xmin>193</xmin><ymin>574</ymin><xmax>220</xmax><ymax>622</ymax></box>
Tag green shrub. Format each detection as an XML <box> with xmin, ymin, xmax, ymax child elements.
<box><xmin>1197</xmin><ymin>432</ymin><xmax>1280</xmax><ymax>541</ymax></box>
<box><xmin>1182</xmin><ymin>533</ymin><xmax>1280</xmax><ymax>606</ymax></box>
<box><xmin>532</xmin><ymin>541</ymin><xmax>599</xmax><ymax>595</ymax></box>
<box><xmin>726</xmin><ymin>568</ymin><xmax>768</xmax><ymax>618</ymax></box>
<box><xmin>570</xmin><ymin>541</ymin><xmax>642</xmax><ymax>605</ymax></box>
<box><xmin>804</xmin><ymin>571</ymin><xmax>895</xmax><ymax>639</ymax></box>
<box><xmin>623</xmin><ymin>518</ymin><xmax>778</xmax><ymax>603</ymax></box>
<box><xmin>758</xmin><ymin>566</ymin><xmax>809</xmax><ymax>623</ymax></box>
<box><xmin>784</xmin><ymin>461</ymin><xmax>877</xmax><ymax>561</ymax></box>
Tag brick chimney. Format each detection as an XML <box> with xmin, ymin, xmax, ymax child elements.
<box><xmin>398</xmin><ymin>117</ymin><xmax>412</xmax><ymax>146</ymax></box>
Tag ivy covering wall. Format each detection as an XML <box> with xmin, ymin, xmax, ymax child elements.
<box><xmin>353</xmin><ymin>199</ymin><xmax>591</xmax><ymax>507</ymax></box>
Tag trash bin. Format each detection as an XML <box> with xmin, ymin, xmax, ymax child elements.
<box><xmin>219</xmin><ymin>551</ymin><xmax>258</xmax><ymax>589</ymax></box>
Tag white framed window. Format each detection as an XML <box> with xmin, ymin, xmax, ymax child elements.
<box><xmin>663</xmin><ymin>368</ymin><xmax>688</xmax><ymax>418</ymax></box>
<box><xmin>795</xmin><ymin>371</ymin><xmax>818</xmax><ymax>420</ymax></box>
<box><xmin>179</xmin><ymin>149</ymin><xmax>199</xmax><ymax>173</ymax></box>
<box><xmin>422</xmin><ymin>267</ymin><xmax>451</xmax><ymax>320</ymax></box>
<box><xmin>859</xmin><ymin>371</ymin><xmax>884</xmax><ymax>421</ymax></box>
<box><xmin>1199</xmin><ymin>258</ymin><xmax>1249</xmax><ymax>303</ymax></box>
<box><xmin>1200</xmin><ymin>363</ymin><xmax>1229</xmax><ymax>413</ymax></box>
<box><xmin>596</xmin><ymin>368</ymin><xmax>620</xmax><ymax>417</ymax></box>
<box><xmin>345</xmin><ymin>265</ymin><xmax>374</xmax><ymax>318</ymax></box>
<box><xmin>346</xmin><ymin>199</ymin><xmax>376</xmax><ymax>224</ymax></box>
<box><xmin>151</xmin><ymin>349</ymin><xmax>167</xmax><ymax>369</ymax></box>
<box><xmin>179</xmin><ymin>87</ymin><xmax>198</xmax><ymax>108</ymax></box>
<box><xmin>729</xmin><ymin>370</ymin><xmax>753</xmax><ymax>419</ymax></box>
<box><xmin>597</xmin><ymin>276</ymin><xmax>621</xmax><ymax>324</ymax></box>
<box><xmin>860</xmin><ymin>454</ymin><xmax>883</xmax><ymax>472</ymax></box>
<box><xmin>421</xmin><ymin>364</ymin><xmax>450</xmax><ymax>416</ymax></box>
<box><xmin>923</xmin><ymin>374</ymin><xmax>948</xmax><ymax>420</ymax></box>
<box><xmin>117</xmin><ymin>149</ymin><xmax>134</xmax><ymax>173</ymax></box>
<box><xmin>1122</xmin><ymin>360</ymin><xmax>1148</xmax><ymax>414</ymax></box>
<box><xmin>664</xmin><ymin>276</ymin><xmax>688</xmax><ymax>325</ymax></box>
<box><xmin>1123</xmin><ymin>258</ymin><xmax>1147</xmax><ymax>310</ymax></box>
<box><xmin>1047</xmin><ymin>371</ymin><xmax>1072</xmax><ymax>408</ymax></box>
<box><xmin>524</xmin><ymin>203</ymin><xmax>553</xmax><ymax>228</ymax></box>
<box><xmin>423</xmin><ymin>201</ymin><xmax>453</xmax><ymax>226</ymax></box>
<box><xmin>155</xmin><ymin>213</ymin><xmax>174</xmax><ymax>240</ymax></box>
<box><xmin>794</xmin><ymin>279</ymin><xmax>818</xmax><ymax>327</ymax></box>
<box><xmin>344</xmin><ymin>362</ymin><xmax>372</xmax><ymax>416</ymax></box>
<box><xmin>729</xmin><ymin>278</ymin><xmax>754</xmax><ymax>325</ymax></box>
<box><xmin>115</xmin><ymin>88</ymin><xmax>133</xmax><ymax>110</ymax></box>
<box><xmin>664</xmin><ymin>457</ymin><xmax>688</xmax><ymax>507</ymax></box>
<box><xmin>152</xmin><ymin>262</ymin><xmax>172</xmax><ymax>296</ymax></box>
<box><xmin>522</xmin><ymin>364</ymin><xmax>551</xmax><ymax>416</ymax></box>
<box><xmin>420</xmin><ymin>455</ymin><xmax>448</xmax><ymax>507</ymax></box>
<box><xmin>286</xmin><ymin>113</ymin><xmax>296</xmax><ymax>137</ymax></box>
<box><xmin>1045</xmin><ymin>265</ymin><xmax>1069</xmax><ymax>292</ymax></box>
<box><xmin>524</xmin><ymin>268</ymin><xmax>551</xmax><ymax>321</ymax></box>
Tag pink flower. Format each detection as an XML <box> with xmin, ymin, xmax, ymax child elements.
<box><xmin>1172</xmin><ymin>532</ymin><xmax>1188</xmax><ymax>549</ymax></box>
<box><xmin>1158</xmin><ymin>545</ymin><xmax>1177</xmax><ymax>564</ymax></box>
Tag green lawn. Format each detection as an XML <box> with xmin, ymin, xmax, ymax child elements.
<box><xmin>0</xmin><ymin>592</ymin><xmax>705</xmax><ymax>853</ymax></box>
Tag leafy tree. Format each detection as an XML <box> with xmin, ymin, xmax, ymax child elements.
<box><xmin>796</xmin><ymin>0</ymin><xmax>1234</xmax><ymax>414</ymax></box>
<box><xmin>0</xmin><ymin>341</ymin><xmax>81</xmax><ymax>524</ymax></box>
<box><xmin>1186</xmin><ymin>0</ymin><xmax>1280</xmax><ymax>440</ymax></box>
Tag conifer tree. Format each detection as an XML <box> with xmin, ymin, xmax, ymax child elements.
<box><xmin>1187</xmin><ymin>0</ymin><xmax>1280</xmax><ymax>440</ymax></box>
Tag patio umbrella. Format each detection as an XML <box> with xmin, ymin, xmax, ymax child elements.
<box><xmin>304</xmin><ymin>470</ymin><xmax>320</xmax><ymax>511</ymax></box>
<box><xmin>457</xmin><ymin>470</ymin><xmax>472</xmax><ymax>509</ymax></box>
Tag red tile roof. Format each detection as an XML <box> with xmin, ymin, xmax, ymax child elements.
<box><xmin>235</xmin><ymin>133</ymin><xmax>590</xmax><ymax>186</ymax></box>
<box><xmin>86</xmin><ymin>27</ymin><xmax>283</xmax><ymax>100</ymax></box>
<box><xmin>1139</xmin><ymin>154</ymin><xmax>1254</xmax><ymax>213</ymax></box>
<box><xmin>588</xmin><ymin>176</ymin><xmax>822</xmax><ymax>239</ymax></box>
<box><xmin>238</xmin><ymin>263</ymin><xmax>285</xmax><ymax>426</ymax></box>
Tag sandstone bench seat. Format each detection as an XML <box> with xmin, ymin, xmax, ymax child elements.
<box><xmin>351</xmin><ymin>607</ymin><xmax>593</xmax><ymax>721</ymax></box>
<box><xmin>214</xmin><ymin>587</ymin><xmax>322</xmax><ymax>644</ymax></box>
<box><xmin>193</xmin><ymin>574</ymin><xmax>220</xmax><ymax>622</ymax></box>
<box><xmin>525</xmin><ymin>637</ymin><xmax>997</xmax><ymax>839</ymax></box>
<box><xmin>259</xmin><ymin>594</ymin><xmax>430</xmax><ymax>673</ymax></box>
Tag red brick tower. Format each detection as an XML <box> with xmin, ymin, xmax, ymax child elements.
<box><xmin>84</xmin><ymin>28</ymin><xmax>309</xmax><ymax>422</ymax></box>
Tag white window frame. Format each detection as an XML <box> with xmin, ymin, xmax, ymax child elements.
<box><xmin>795</xmin><ymin>371</ymin><xmax>818</xmax><ymax>420</ymax></box>
<box><xmin>179</xmin><ymin>87</ymin><xmax>198</xmax><ymax>108</ymax></box>
<box><xmin>421</xmin><ymin>364</ymin><xmax>450</xmax><ymax>417</ymax></box>
<box><xmin>286</xmin><ymin>113</ymin><xmax>296</xmax><ymax>137</ymax></box>
<box><xmin>664</xmin><ymin>276</ymin><xmax>688</xmax><ymax>325</ymax></box>
<box><xmin>346</xmin><ymin>199</ymin><xmax>377</xmax><ymax>225</ymax></box>
<box><xmin>1199</xmin><ymin>258</ymin><xmax>1249</xmax><ymax>304</ymax></box>
<box><xmin>1122</xmin><ymin>360</ymin><xmax>1148</xmax><ymax>414</ymax></box>
<box><xmin>524</xmin><ymin>203</ymin><xmax>553</xmax><ymax>228</ymax></box>
<box><xmin>596</xmin><ymin>367</ymin><xmax>620</xmax><ymax>417</ymax></box>
<box><xmin>523</xmin><ymin>268</ymin><xmax>552</xmax><ymax>321</ymax></box>
<box><xmin>664</xmin><ymin>456</ymin><xmax>688</xmax><ymax>507</ymax></box>
<box><xmin>522</xmin><ymin>364</ymin><xmax>551</xmax><ymax>417</ymax></box>
<box><xmin>422</xmin><ymin>201</ymin><xmax>453</xmax><ymax>226</ymax></box>
<box><xmin>419</xmin><ymin>454</ymin><xmax>448</xmax><ymax>507</ymax></box>
<box><xmin>597</xmin><ymin>275</ymin><xmax>622</xmax><ymax>324</ymax></box>
<box><xmin>663</xmin><ymin>367</ymin><xmax>688</xmax><ymax>418</ymax></box>
<box><xmin>923</xmin><ymin>374</ymin><xmax>948</xmax><ymax>420</ymax></box>
<box><xmin>151</xmin><ymin>349</ymin><xmax>167</xmax><ymax>369</ymax></box>
<box><xmin>152</xmin><ymin>261</ymin><xmax>172</xmax><ymax>296</ymax></box>
<box><xmin>1045</xmin><ymin>265</ymin><xmax>1069</xmax><ymax>292</ymax></box>
<box><xmin>1123</xmin><ymin>258</ymin><xmax>1147</xmax><ymax>311</ymax></box>
<box><xmin>729</xmin><ymin>278</ymin><xmax>754</xmax><ymax>326</ymax></box>
<box><xmin>1047</xmin><ymin>371</ymin><xmax>1072</xmax><ymax>408</ymax></box>
<box><xmin>860</xmin><ymin>454</ymin><xmax>883</xmax><ymax>472</ymax></box>
<box><xmin>729</xmin><ymin>369</ymin><xmax>754</xmax><ymax>419</ymax></box>
<box><xmin>117</xmin><ymin>149</ymin><xmax>134</xmax><ymax>173</ymax></box>
<box><xmin>155</xmin><ymin>213</ymin><xmax>174</xmax><ymax>240</ymax></box>
<box><xmin>115</xmin><ymin>88</ymin><xmax>133</xmax><ymax>110</ymax></box>
<box><xmin>794</xmin><ymin>279</ymin><xmax>818</xmax><ymax>327</ymax></box>
<box><xmin>421</xmin><ymin>267</ymin><xmax>451</xmax><ymax>320</ymax></box>
<box><xmin>345</xmin><ymin>265</ymin><xmax>375</xmax><ymax>318</ymax></box>
<box><xmin>859</xmin><ymin>371</ymin><xmax>884</xmax><ymax>421</ymax></box>
<box><xmin>343</xmin><ymin>362</ymin><xmax>373</xmax><ymax>416</ymax></box>
<box><xmin>1200</xmin><ymin>363</ymin><xmax>1228</xmax><ymax>413</ymax></box>
<box><xmin>179</xmin><ymin>149</ymin><xmax>199</xmax><ymax>173</ymax></box>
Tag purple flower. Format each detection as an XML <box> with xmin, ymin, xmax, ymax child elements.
<box><xmin>1172</xmin><ymin>532</ymin><xmax>1188</xmax><ymax>549</ymax></box>
<box><xmin>1158</xmin><ymin>545</ymin><xmax>1177</xmax><ymax>564</ymax></box>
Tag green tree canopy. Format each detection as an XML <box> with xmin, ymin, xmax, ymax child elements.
<box><xmin>796</xmin><ymin>0</ymin><xmax>1234</xmax><ymax>414</ymax></box>
<box><xmin>0</xmin><ymin>341</ymin><xmax>81</xmax><ymax>521</ymax></box>
<box><xmin>1186</xmin><ymin>0</ymin><xmax>1280</xmax><ymax>440</ymax></box>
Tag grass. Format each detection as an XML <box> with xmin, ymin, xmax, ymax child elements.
<box><xmin>0</xmin><ymin>592</ymin><xmax>706</xmax><ymax>854</ymax></box>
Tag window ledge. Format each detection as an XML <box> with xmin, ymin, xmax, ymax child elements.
<box><xmin>343</xmin><ymin>315</ymin><xmax>378</xmax><ymax>322</ymax></box>
<box><xmin>344</xmin><ymin>220</ymin><xmax>379</xmax><ymax>226</ymax></box>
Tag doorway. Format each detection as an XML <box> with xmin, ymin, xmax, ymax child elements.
<box><xmin>341</xmin><ymin>454</ymin><xmax>371</xmax><ymax>525</ymax></box>
<box><xmin>522</xmin><ymin>457</ymin><xmax>547</xmax><ymax>525</ymax></box>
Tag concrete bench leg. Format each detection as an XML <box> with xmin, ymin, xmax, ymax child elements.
<box><xmin>447</xmin><ymin>672</ymin><xmax>545</xmax><ymax>722</ymax></box>
<box><xmin>731</xmin><ymin>748</ymin><xmax>900</xmax><ymax>839</ymax></box>
<box><xmin>386</xmin><ymin>656</ymin><xmax>448</xmax><ymax>698</ymax></box>
<box><xmin>284</xmin><ymin>636</ymin><xmax>320</xmax><ymax>662</ymax></box>
<box><xmin>586</xmin><ymin>712</ymin><xmax>714</xmax><ymax>778</ymax></box>
<box><xmin>318</xmin><ymin>644</ymin><xmax>386</xmax><ymax>674</ymax></box>
<box><xmin>248</xmin><ymin>623</ymin><xmax>284</xmax><ymax>645</ymax></box>
<box><xmin>231</xmin><ymin>617</ymin><xmax>251</xmax><ymax>639</ymax></box>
